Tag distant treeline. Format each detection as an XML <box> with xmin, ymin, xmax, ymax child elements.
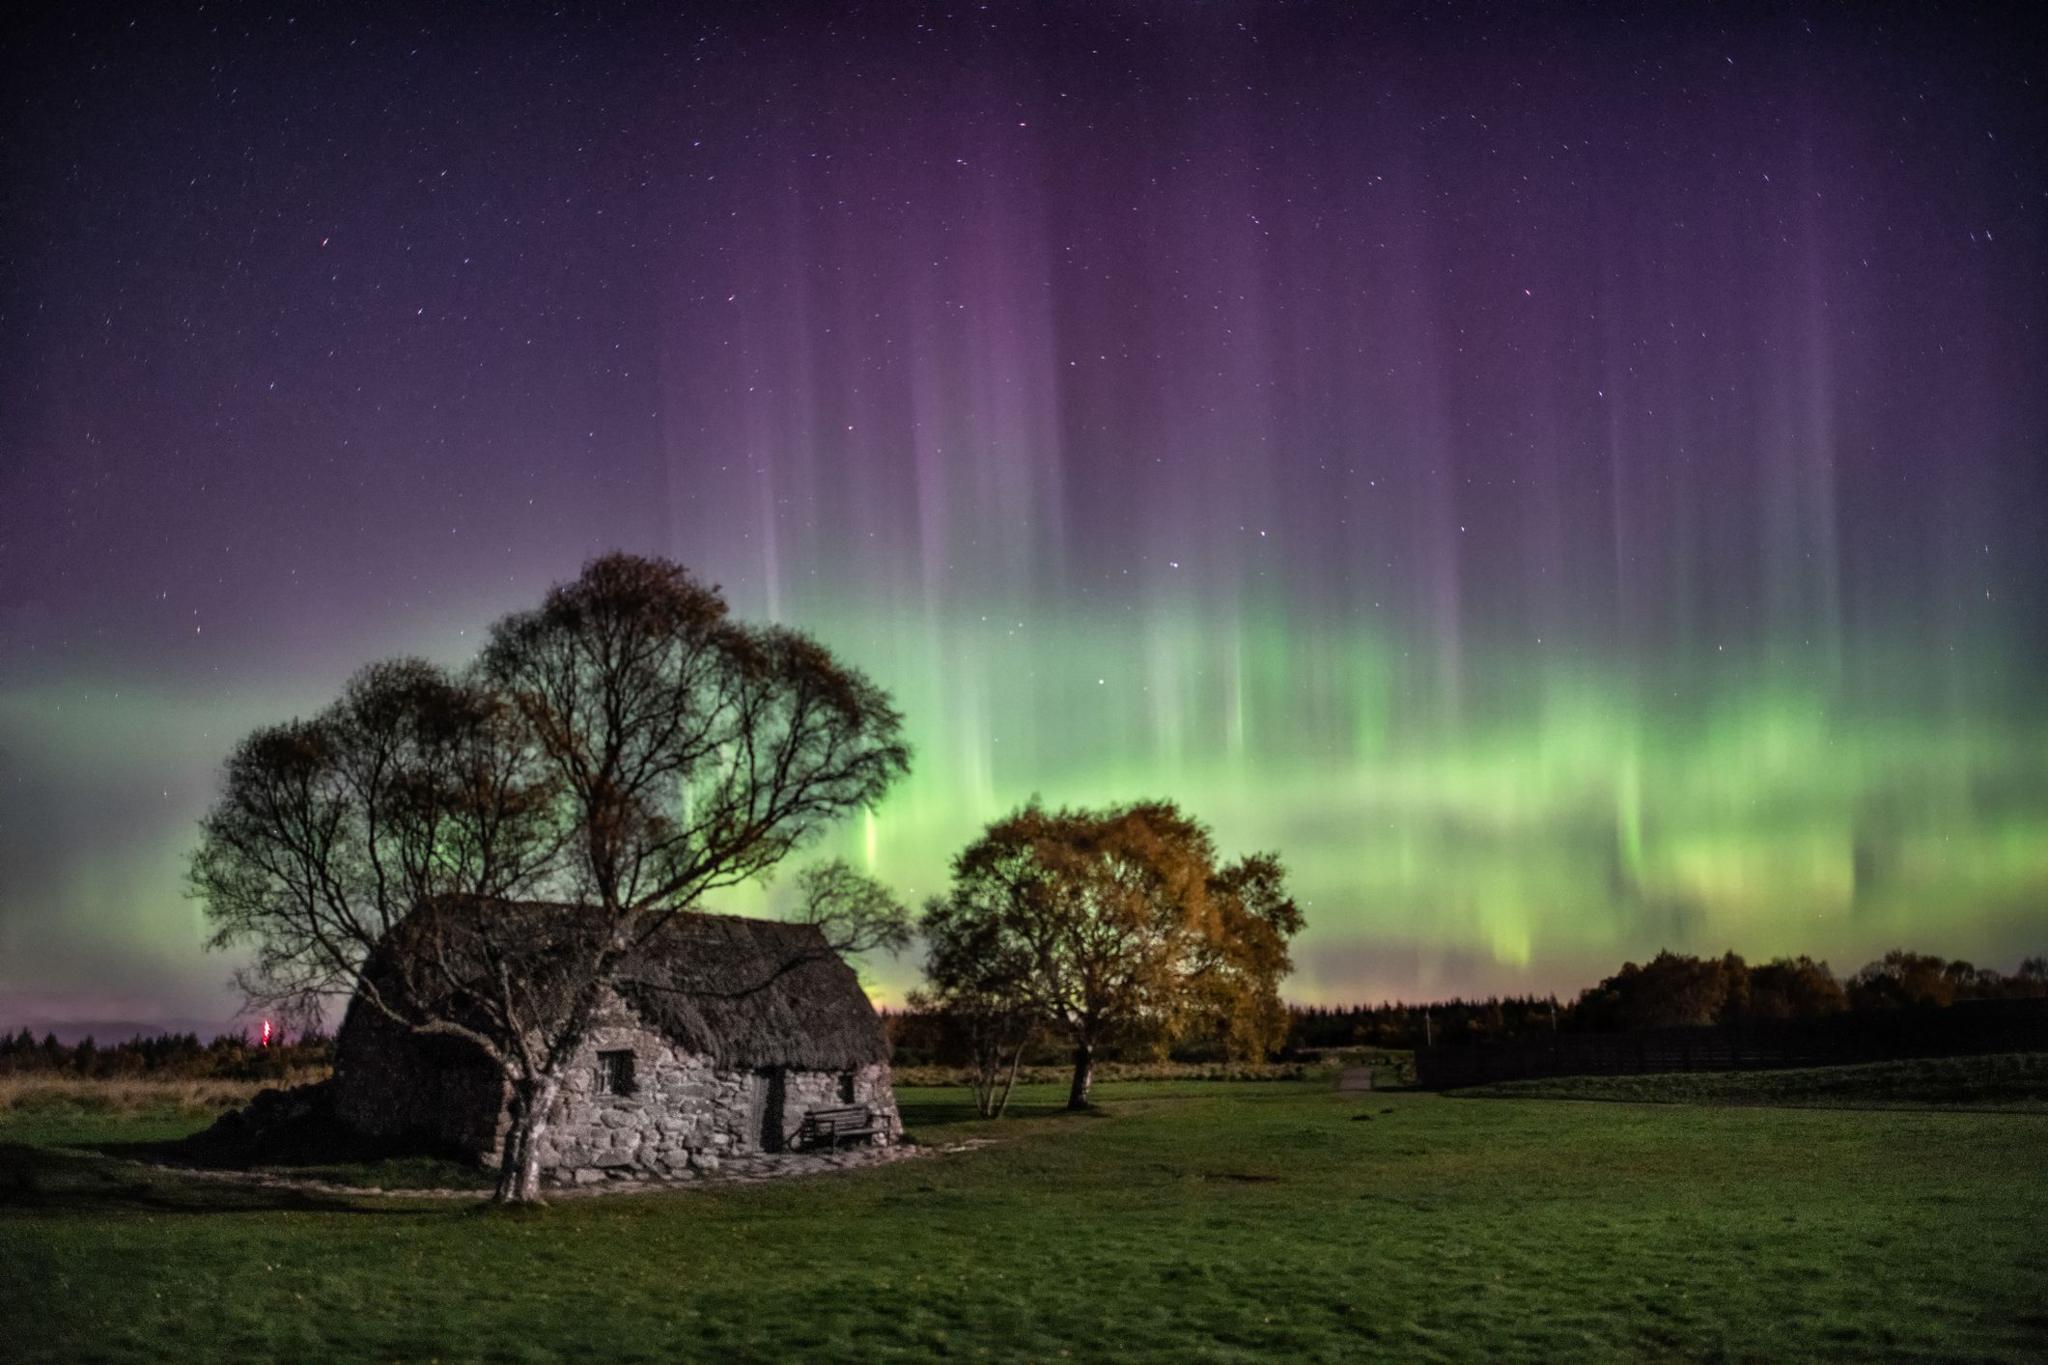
<box><xmin>0</xmin><ymin>1028</ymin><xmax>332</xmax><ymax>1080</ymax></box>
<box><xmin>892</xmin><ymin>948</ymin><xmax>2048</xmax><ymax>1062</ymax></box>
<box><xmin>12</xmin><ymin>949</ymin><xmax>2046</xmax><ymax>1076</ymax></box>
<box><xmin>1287</xmin><ymin>995</ymin><xmax>1566</xmax><ymax>1051</ymax></box>
<box><xmin>1292</xmin><ymin>949</ymin><xmax>2048</xmax><ymax>1052</ymax></box>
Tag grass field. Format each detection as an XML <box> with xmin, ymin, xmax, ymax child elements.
<box><xmin>3</xmin><ymin>1077</ymin><xmax>2045</xmax><ymax>1363</ymax></box>
<box><xmin>0</xmin><ymin>1072</ymin><xmax>329</xmax><ymax>1119</ymax></box>
<box><xmin>1454</xmin><ymin>1051</ymin><xmax>2048</xmax><ymax>1110</ymax></box>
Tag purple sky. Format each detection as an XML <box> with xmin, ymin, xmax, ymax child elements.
<box><xmin>3</xmin><ymin>3</ymin><xmax>2044</xmax><ymax>1039</ymax></box>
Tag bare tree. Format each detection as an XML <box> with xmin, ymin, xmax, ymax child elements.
<box><xmin>192</xmin><ymin>555</ymin><xmax>909</xmax><ymax>1202</ymax></box>
<box><xmin>915</xmin><ymin>893</ymin><xmax>1040</xmax><ymax>1118</ymax></box>
<box><xmin>193</xmin><ymin>657</ymin><xmax>560</xmax><ymax>1024</ymax></box>
<box><xmin>788</xmin><ymin>857</ymin><xmax>912</xmax><ymax>958</ymax></box>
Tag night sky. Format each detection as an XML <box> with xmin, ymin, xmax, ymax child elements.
<box><xmin>3</xmin><ymin>4</ymin><xmax>2044</xmax><ymax>1037</ymax></box>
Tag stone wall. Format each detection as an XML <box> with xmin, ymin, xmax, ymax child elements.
<box><xmin>330</xmin><ymin>1006</ymin><xmax>509</xmax><ymax>1156</ymax></box>
<box><xmin>529</xmin><ymin>991</ymin><xmax>902</xmax><ymax>1185</ymax></box>
<box><xmin>771</xmin><ymin>1064</ymin><xmax>898</xmax><ymax>1150</ymax></box>
<box><xmin>334</xmin><ymin>986</ymin><xmax>902</xmax><ymax>1186</ymax></box>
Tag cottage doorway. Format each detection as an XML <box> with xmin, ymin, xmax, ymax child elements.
<box><xmin>757</xmin><ymin>1067</ymin><xmax>788</xmax><ymax>1153</ymax></box>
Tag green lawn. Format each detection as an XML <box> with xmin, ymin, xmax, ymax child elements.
<box><xmin>1455</xmin><ymin>1051</ymin><xmax>2048</xmax><ymax>1110</ymax></box>
<box><xmin>3</xmin><ymin>1080</ymin><xmax>2045</xmax><ymax>1363</ymax></box>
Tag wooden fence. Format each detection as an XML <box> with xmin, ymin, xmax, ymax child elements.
<box><xmin>1413</xmin><ymin>998</ymin><xmax>2048</xmax><ymax>1089</ymax></box>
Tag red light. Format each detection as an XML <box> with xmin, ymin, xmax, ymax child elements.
<box><xmin>260</xmin><ymin>1019</ymin><xmax>273</xmax><ymax>1047</ymax></box>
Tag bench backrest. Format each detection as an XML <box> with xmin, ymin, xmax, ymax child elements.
<box><xmin>802</xmin><ymin>1105</ymin><xmax>872</xmax><ymax>1132</ymax></box>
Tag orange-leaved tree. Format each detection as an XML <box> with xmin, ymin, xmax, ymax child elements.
<box><xmin>923</xmin><ymin>801</ymin><xmax>1301</xmax><ymax>1110</ymax></box>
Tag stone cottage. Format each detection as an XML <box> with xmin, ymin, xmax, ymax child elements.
<box><xmin>329</xmin><ymin>903</ymin><xmax>901</xmax><ymax>1185</ymax></box>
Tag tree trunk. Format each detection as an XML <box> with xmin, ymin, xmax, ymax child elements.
<box><xmin>994</xmin><ymin>1039</ymin><xmax>1026</xmax><ymax>1118</ymax></box>
<box><xmin>973</xmin><ymin>1049</ymin><xmax>999</xmax><ymax>1118</ymax></box>
<box><xmin>1066</xmin><ymin>1040</ymin><xmax>1095</xmax><ymax>1110</ymax></box>
<box><xmin>981</xmin><ymin>1072</ymin><xmax>1001</xmax><ymax>1117</ymax></box>
<box><xmin>494</xmin><ymin>1095</ymin><xmax>528</xmax><ymax>1202</ymax></box>
<box><xmin>494</xmin><ymin>1072</ymin><xmax>561</xmax><ymax>1204</ymax></box>
<box><xmin>494</xmin><ymin>980</ymin><xmax>603</xmax><ymax>1204</ymax></box>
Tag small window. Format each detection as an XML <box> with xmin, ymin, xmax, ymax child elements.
<box><xmin>597</xmin><ymin>1050</ymin><xmax>637</xmax><ymax>1097</ymax></box>
<box><xmin>838</xmin><ymin>1071</ymin><xmax>856</xmax><ymax>1104</ymax></box>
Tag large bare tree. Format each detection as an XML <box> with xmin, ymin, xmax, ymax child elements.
<box><xmin>191</xmin><ymin>658</ymin><xmax>560</xmax><ymax>1034</ymax></box>
<box><xmin>192</xmin><ymin>554</ymin><xmax>909</xmax><ymax>1201</ymax></box>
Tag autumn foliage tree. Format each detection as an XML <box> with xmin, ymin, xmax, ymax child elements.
<box><xmin>921</xmin><ymin>801</ymin><xmax>1301</xmax><ymax>1110</ymax></box>
<box><xmin>1573</xmin><ymin>951</ymin><xmax>1752</xmax><ymax>1031</ymax></box>
<box><xmin>1193</xmin><ymin>852</ymin><xmax>1305</xmax><ymax>1059</ymax></box>
<box><xmin>1847</xmin><ymin>949</ymin><xmax>1966</xmax><ymax>1009</ymax></box>
<box><xmin>1744</xmin><ymin>955</ymin><xmax>1849</xmax><ymax>1019</ymax></box>
<box><xmin>192</xmin><ymin>554</ymin><xmax>909</xmax><ymax>1202</ymax></box>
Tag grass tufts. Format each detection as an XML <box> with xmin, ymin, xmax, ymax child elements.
<box><xmin>0</xmin><ymin>1070</ymin><xmax>331</xmax><ymax>1117</ymax></box>
<box><xmin>1451</xmin><ymin>1051</ymin><xmax>2048</xmax><ymax>1109</ymax></box>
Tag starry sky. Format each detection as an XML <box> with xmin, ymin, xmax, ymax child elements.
<box><xmin>2</xmin><ymin>3</ymin><xmax>2044</xmax><ymax>1037</ymax></box>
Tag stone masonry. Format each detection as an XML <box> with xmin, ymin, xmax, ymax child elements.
<box><xmin>530</xmin><ymin>998</ymin><xmax>901</xmax><ymax>1186</ymax></box>
<box><xmin>329</xmin><ymin>904</ymin><xmax>902</xmax><ymax>1186</ymax></box>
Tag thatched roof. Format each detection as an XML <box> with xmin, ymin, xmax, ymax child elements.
<box><xmin>347</xmin><ymin>901</ymin><xmax>889</xmax><ymax>1073</ymax></box>
<box><xmin>614</xmin><ymin>912</ymin><xmax>889</xmax><ymax>1071</ymax></box>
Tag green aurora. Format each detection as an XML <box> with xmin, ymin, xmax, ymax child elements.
<box><xmin>3</xmin><ymin>3</ymin><xmax>2044</xmax><ymax>1033</ymax></box>
<box><xmin>5</xmin><ymin>596</ymin><xmax>2042</xmax><ymax>1023</ymax></box>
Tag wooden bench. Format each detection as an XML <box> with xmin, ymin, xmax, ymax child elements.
<box><xmin>796</xmin><ymin>1104</ymin><xmax>881</xmax><ymax>1150</ymax></box>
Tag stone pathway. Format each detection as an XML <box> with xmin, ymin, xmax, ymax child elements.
<box><xmin>551</xmin><ymin>1140</ymin><xmax>928</xmax><ymax>1198</ymax></box>
<box><xmin>119</xmin><ymin>1138</ymin><xmax>971</xmax><ymax>1202</ymax></box>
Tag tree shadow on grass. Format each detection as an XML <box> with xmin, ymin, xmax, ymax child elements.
<box><xmin>896</xmin><ymin>1095</ymin><xmax>1116</xmax><ymax>1144</ymax></box>
<box><xmin>0</xmin><ymin>1142</ymin><xmax>449</xmax><ymax>1218</ymax></box>
<box><xmin>93</xmin><ymin>1129</ymin><xmax>491</xmax><ymax>1190</ymax></box>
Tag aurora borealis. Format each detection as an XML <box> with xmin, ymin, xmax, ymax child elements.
<box><xmin>2</xmin><ymin>5</ymin><xmax>2043</xmax><ymax>1034</ymax></box>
